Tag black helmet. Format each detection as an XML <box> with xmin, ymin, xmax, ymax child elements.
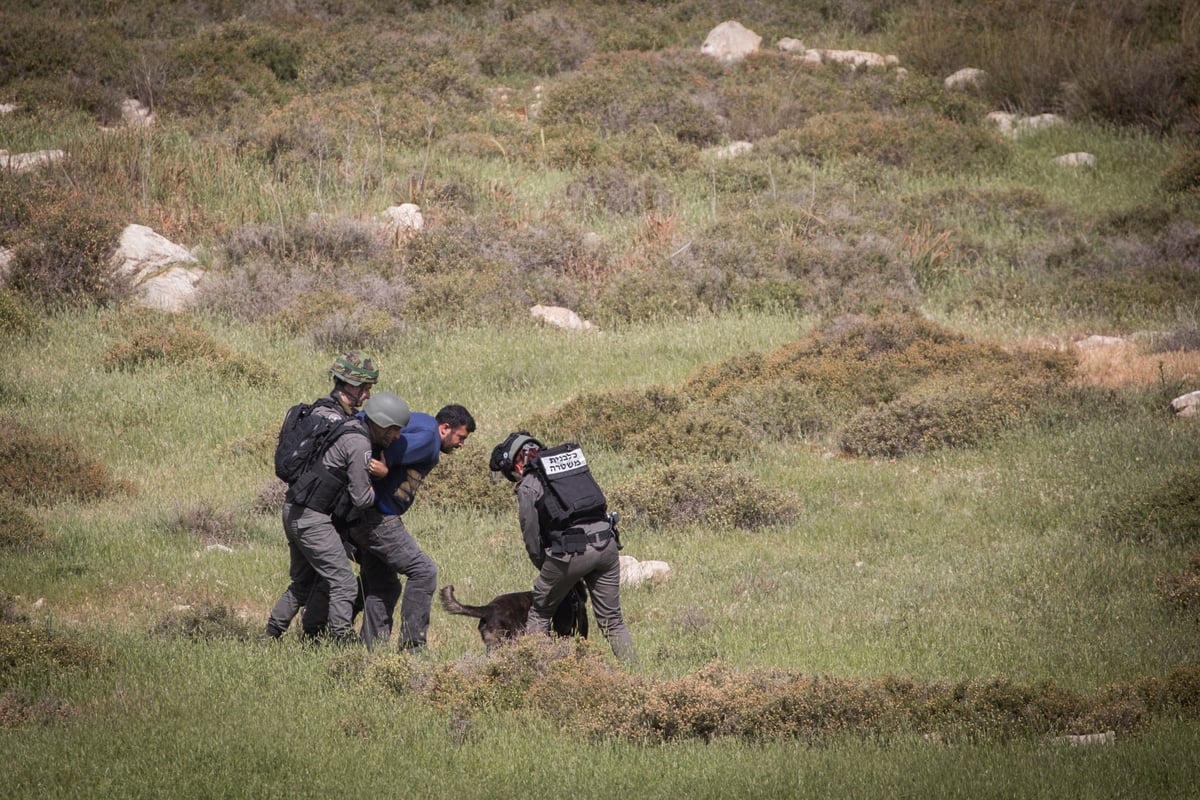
<box><xmin>489</xmin><ymin>431</ymin><xmax>543</xmax><ymax>481</ymax></box>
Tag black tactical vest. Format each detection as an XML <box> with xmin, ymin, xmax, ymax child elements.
<box><xmin>529</xmin><ymin>443</ymin><xmax>608</xmax><ymax>532</ymax></box>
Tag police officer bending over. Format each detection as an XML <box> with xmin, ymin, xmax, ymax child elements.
<box><xmin>490</xmin><ymin>433</ymin><xmax>635</xmax><ymax>662</ymax></box>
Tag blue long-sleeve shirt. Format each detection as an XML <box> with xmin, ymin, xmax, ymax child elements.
<box><xmin>372</xmin><ymin>411</ymin><xmax>441</xmax><ymax>516</ymax></box>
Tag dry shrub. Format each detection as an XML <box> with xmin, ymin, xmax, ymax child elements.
<box><xmin>540</xmin><ymin>51</ymin><xmax>723</xmax><ymax>145</ymax></box>
<box><xmin>251</xmin><ymin>479</ymin><xmax>287</xmax><ymax>516</ymax></box>
<box><xmin>609</xmin><ymin>462</ymin><xmax>800</xmax><ymax>531</ymax></box>
<box><xmin>278</xmin><ymin>286</ymin><xmax>406</xmax><ymax>351</ymax></box>
<box><xmin>363</xmin><ymin>638</ymin><xmax>1190</xmax><ymax>744</ymax></box>
<box><xmin>0</xmin><ymin>495</ymin><xmax>52</xmax><ymax>550</ymax></box>
<box><xmin>5</xmin><ymin>191</ymin><xmax>127</xmax><ymax>312</ymax></box>
<box><xmin>685</xmin><ymin>313</ymin><xmax>1074</xmax><ymax>457</ymax></box>
<box><xmin>1094</xmin><ymin>465</ymin><xmax>1200</xmax><ymax>546</ymax></box>
<box><xmin>623</xmin><ymin>409</ymin><xmax>752</xmax><ymax>464</ymax></box>
<box><xmin>1072</xmin><ymin>337</ymin><xmax>1200</xmax><ymax>389</ymax></box>
<box><xmin>764</xmin><ymin>110</ymin><xmax>1010</xmax><ymax>174</ymax></box>
<box><xmin>167</xmin><ymin>502</ymin><xmax>252</xmax><ymax>547</ymax></box>
<box><xmin>151</xmin><ymin>604</ymin><xmax>254</xmax><ymax>642</ymax></box>
<box><xmin>478</xmin><ymin>9</ymin><xmax>596</xmax><ymax>77</ymax></box>
<box><xmin>565</xmin><ymin>166</ymin><xmax>672</xmax><ymax>216</ymax></box>
<box><xmin>0</xmin><ymin>691</ymin><xmax>77</xmax><ymax>728</ymax></box>
<box><xmin>0</xmin><ymin>618</ymin><xmax>109</xmax><ymax>687</ymax></box>
<box><xmin>839</xmin><ymin>366</ymin><xmax>1059</xmax><ymax>458</ymax></box>
<box><xmin>102</xmin><ymin>314</ymin><xmax>277</xmax><ymax>386</ymax></box>
<box><xmin>221</xmin><ymin>215</ymin><xmax>391</xmax><ymax>268</ymax></box>
<box><xmin>0</xmin><ymin>417</ymin><xmax>132</xmax><ymax>507</ymax></box>
<box><xmin>198</xmin><ymin>260</ymin><xmax>409</xmax><ymax>347</ymax></box>
<box><xmin>1163</xmin><ymin>146</ymin><xmax>1200</xmax><ymax>194</ymax></box>
<box><xmin>0</xmin><ymin>289</ymin><xmax>41</xmax><ymax>340</ymax></box>
<box><xmin>526</xmin><ymin>387</ymin><xmax>686</xmax><ymax>451</ymax></box>
<box><xmin>1157</xmin><ymin>553</ymin><xmax>1200</xmax><ymax>611</ymax></box>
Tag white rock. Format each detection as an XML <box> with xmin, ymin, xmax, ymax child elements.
<box><xmin>381</xmin><ymin>203</ymin><xmax>423</xmax><ymax>232</ymax></box>
<box><xmin>531</xmin><ymin>304</ymin><xmax>595</xmax><ymax>331</ymax></box>
<box><xmin>1049</xmin><ymin>730</ymin><xmax>1115</xmax><ymax>746</ymax></box>
<box><xmin>619</xmin><ymin>555</ymin><xmax>672</xmax><ymax>588</ymax></box>
<box><xmin>112</xmin><ymin>224</ymin><xmax>196</xmax><ymax>284</ymax></box>
<box><xmin>0</xmin><ymin>148</ymin><xmax>65</xmax><ymax>173</ymax></box>
<box><xmin>1073</xmin><ymin>334</ymin><xmax>1127</xmax><ymax>349</ymax></box>
<box><xmin>944</xmin><ymin>67</ymin><xmax>986</xmax><ymax>90</ymax></box>
<box><xmin>121</xmin><ymin>98</ymin><xmax>155</xmax><ymax>127</ymax></box>
<box><xmin>1054</xmin><ymin>152</ymin><xmax>1096</xmax><ymax>168</ymax></box>
<box><xmin>110</xmin><ymin>224</ymin><xmax>203</xmax><ymax>312</ymax></box>
<box><xmin>704</xmin><ymin>141</ymin><xmax>753</xmax><ymax>159</ymax></box>
<box><xmin>1170</xmin><ymin>390</ymin><xmax>1200</xmax><ymax>416</ymax></box>
<box><xmin>811</xmin><ymin>48</ymin><xmax>897</xmax><ymax>70</ymax></box>
<box><xmin>700</xmin><ymin>20</ymin><xmax>762</xmax><ymax>64</ymax></box>
<box><xmin>139</xmin><ymin>266</ymin><xmax>205</xmax><ymax>312</ymax></box>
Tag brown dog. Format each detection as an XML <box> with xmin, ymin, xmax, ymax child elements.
<box><xmin>439</xmin><ymin>583</ymin><xmax>589</xmax><ymax>650</ymax></box>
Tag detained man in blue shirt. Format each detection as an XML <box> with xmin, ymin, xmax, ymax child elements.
<box><xmin>347</xmin><ymin>403</ymin><xmax>475</xmax><ymax>650</ymax></box>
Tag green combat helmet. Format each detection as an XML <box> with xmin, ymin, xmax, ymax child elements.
<box><xmin>363</xmin><ymin>392</ymin><xmax>411</xmax><ymax>430</ymax></box>
<box><xmin>329</xmin><ymin>351</ymin><xmax>379</xmax><ymax>386</ymax></box>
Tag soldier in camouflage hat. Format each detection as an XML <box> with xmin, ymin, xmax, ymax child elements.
<box><xmin>329</xmin><ymin>350</ymin><xmax>379</xmax><ymax>413</ymax></box>
<box><xmin>264</xmin><ymin>350</ymin><xmax>384</xmax><ymax>642</ymax></box>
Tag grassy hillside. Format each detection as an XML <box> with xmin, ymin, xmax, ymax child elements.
<box><xmin>2</xmin><ymin>1</ymin><xmax>1199</xmax><ymax>797</ymax></box>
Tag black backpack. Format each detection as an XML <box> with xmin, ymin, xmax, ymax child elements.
<box><xmin>273</xmin><ymin>398</ymin><xmax>355</xmax><ymax>485</ymax></box>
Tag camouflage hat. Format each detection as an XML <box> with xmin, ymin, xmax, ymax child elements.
<box><xmin>329</xmin><ymin>351</ymin><xmax>379</xmax><ymax>386</ymax></box>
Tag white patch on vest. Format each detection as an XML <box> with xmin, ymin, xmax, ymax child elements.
<box><xmin>541</xmin><ymin>448</ymin><xmax>587</xmax><ymax>475</ymax></box>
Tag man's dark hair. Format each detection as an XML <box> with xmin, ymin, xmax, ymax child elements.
<box><xmin>437</xmin><ymin>404</ymin><xmax>476</xmax><ymax>432</ymax></box>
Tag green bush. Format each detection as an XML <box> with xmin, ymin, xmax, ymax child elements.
<box><xmin>1163</xmin><ymin>146</ymin><xmax>1200</xmax><ymax>195</ymax></box>
<box><xmin>610</xmin><ymin>461</ymin><xmax>800</xmax><ymax>530</ymax></box>
<box><xmin>162</xmin><ymin>21</ymin><xmax>295</xmax><ymax>116</ymax></box>
<box><xmin>1157</xmin><ymin>553</ymin><xmax>1200</xmax><ymax>611</ymax></box>
<box><xmin>894</xmin><ymin>0</ymin><xmax>1198</xmax><ymax>133</ymax></box>
<box><xmin>5</xmin><ymin>195</ymin><xmax>126</xmax><ymax>312</ymax></box>
<box><xmin>1095</xmin><ymin>466</ymin><xmax>1200</xmax><ymax>546</ymax></box>
<box><xmin>0</xmin><ymin>13</ymin><xmax>131</xmax><ymax>118</ymax></box>
<box><xmin>167</xmin><ymin>502</ymin><xmax>253</xmax><ymax>547</ymax></box>
<box><xmin>0</xmin><ymin>417</ymin><xmax>132</xmax><ymax>507</ymax></box>
<box><xmin>0</xmin><ymin>618</ymin><xmax>109</xmax><ymax>690</ymax></box>
<box><xmin>540</xmin><ymin>52</ymin><xmax>723</xmax><ymax>145</ymax></box>
<box><xmin>526</xmin><ymin>387</ymin><xmax>686</xmax><ymax>451</ymax></box>
<box><xmin>681</xmin><ymin>313</ymin><xmax>1075</xmax><ymax>456</ymax></box>
<box><xmin>763</xmin><ymin>110</ymin><xmax>1010</xmax><ymax>174</ymax></box>
<box><xmin>0</xmin><ymin>289</ymin><xmax>41</xmax><ymax>340</ymax></box>
<box><xmin>151</xmin><ymin>604</ymin><xmax>254</xmax><ymax>642</ymax></box>
<box><xmin>839</xmin><ymin>372</ymin><xmax>1035</xmax><ymax>458</ymax></box>
<box><xmin>102</xmin><ymin>314</ymin><xmax>278</xmax><ymax>386</ymax></box>
<box><xmin>0</xmin><ymin>495</ymin><xmax>51</xmax><ymax>551</ymax></box>
<box><xmin>478</xmin><ymin>9</ymin><xmax>596</xmax><ymax>77</ymax></box>
<box><xmin>624</xmin><ymin>408</ymin><xmax>753</xmax><ymax>464</ymax></box>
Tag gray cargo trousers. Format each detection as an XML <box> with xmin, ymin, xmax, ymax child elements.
<box><xmin>347</xmin><ymin>508</ymin><xmax>438</xmax><ymax>650</ymax></box>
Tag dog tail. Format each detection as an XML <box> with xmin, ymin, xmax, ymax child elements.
<box><xmin>438</xmin><ymin>585</ymin><xmax>492</xmax><ymax>619</ymax></box>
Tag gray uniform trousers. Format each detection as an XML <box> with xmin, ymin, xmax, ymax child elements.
<box><xmin>347</xmin><ymin>508</ymin><xmax>438</xmax><ymax>650</ymax></box>
<box><xmin>528</xmin><ymin>536</ymin><xmax>635</xmax><ymax>662</ymax></box>
<box><xmin>265</xmin><ymin>500</ymin><xmax>359</xmax><ymax>640</ymax></box>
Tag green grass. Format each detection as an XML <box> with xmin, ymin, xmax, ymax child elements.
<box><xmin>3</xmin><ymin>0</ymin><xmax>1199</xmax><ymax>795</ymax></box>
<box><xmin>3</xmin><ymin>635</ymin><xmax>1198</xmax><ymax>799</ymax></box>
